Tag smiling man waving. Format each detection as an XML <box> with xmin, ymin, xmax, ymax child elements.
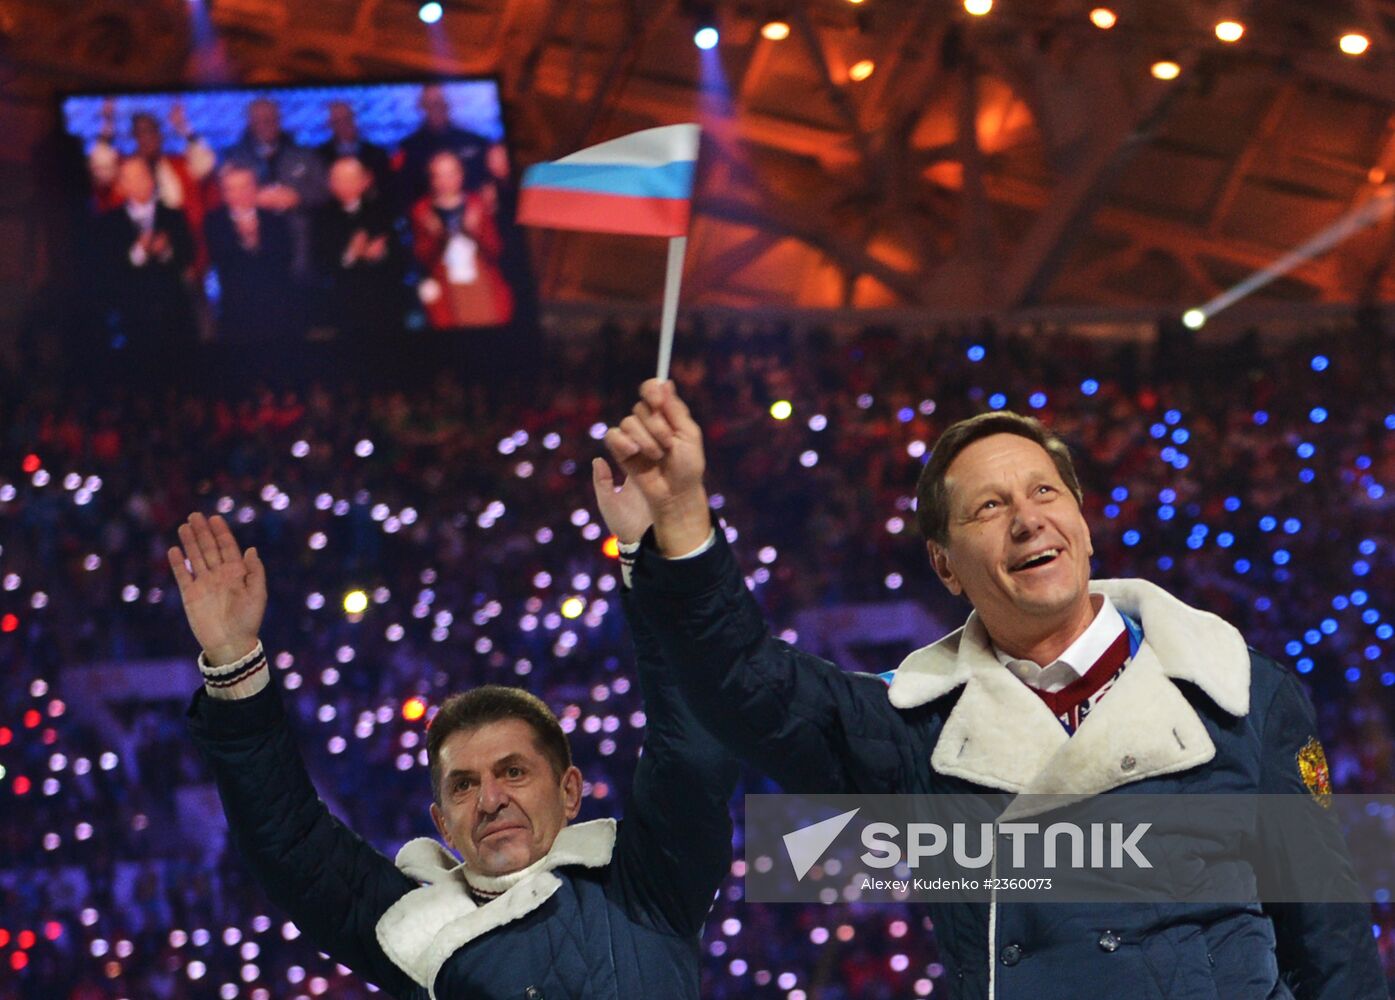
<box><xmin>607</xmin><ymin>380</ymin><xmax>1386</xmax><ymax>1000</ymax></box>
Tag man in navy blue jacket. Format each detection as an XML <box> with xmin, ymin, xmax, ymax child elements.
<box><xmin>172</xmin><ymin>503</ymin><xmax>735</xmax><ymax>1000</ymax></box>
<box><xmin>605</xmin><ymin>378</ymin><xmax>1387</xmax><ymax>1000</ymax></box>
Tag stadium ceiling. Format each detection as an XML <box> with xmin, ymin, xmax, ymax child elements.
<box><xmin>10</xmin><ymin>0</ymin><xmax>1395</xmax><ymax>314</ymax></box>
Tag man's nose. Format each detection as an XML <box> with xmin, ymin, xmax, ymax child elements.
<box><xmin>1010</xmin><ymin>501</ymin><xmax>1045</xmax><ymax>538</ymax></box>
<box><xmin>477</xmin><ymin>775</ymin><xmax>509</xmax><ymax>813</ymax></box>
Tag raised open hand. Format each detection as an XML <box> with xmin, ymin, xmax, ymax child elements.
<box><xmin>167</xmin><ymin>513</ymin><xmax>266</xmax><ymax>666</ymax></box>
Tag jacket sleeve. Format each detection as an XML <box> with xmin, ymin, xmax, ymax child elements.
<box><xmin>629</xmin><ymin>523</ymin><xmax>913</xmax><ymax>795</ymax></box>
<box><xmin>608</xmin><ymin>585</ymin><xmax>738</xmax><ymax>939</ymax></box>
<box><xmin>185</xmin><ymin>681</ymin><xmax>424</xmax><ymax>999</ymax></box>
<box><xmin>1255</xmin><ymin>667</ymin><xmax>1388</xmax><ymax>1000</ymax></box>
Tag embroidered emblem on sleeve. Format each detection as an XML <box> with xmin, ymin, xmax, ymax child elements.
<box><xmin>1297</xmin><ymin>736</ymin><xmax>1332</xmax><ymax>808</ymax></box>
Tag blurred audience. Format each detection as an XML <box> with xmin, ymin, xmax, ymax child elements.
<box><xmin>1</xmin><ymin>318</ymin><xmax>1393</xmax><ymax>999</ymax></box>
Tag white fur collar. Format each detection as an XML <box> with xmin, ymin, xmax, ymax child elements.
<box><xmin>886</xmin><ymin>578</ymin><xmax>1251</xmax><ymax>798</ymax></box>
<box><xmin>376</xmin><ymin>818</ymin><xmax>616</xmax><ymax>998</ymax></box>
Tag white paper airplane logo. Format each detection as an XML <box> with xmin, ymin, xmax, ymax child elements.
<box><xmin>783</xmin><ymin>808</ymin><xmax>860</xmax><ymax>881</ymax></box>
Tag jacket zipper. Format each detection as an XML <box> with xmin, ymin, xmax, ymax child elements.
<box><xmin>987</xmin><ymin>834</ymin><xmax>998</xmax><ymax>1000</ymax></box>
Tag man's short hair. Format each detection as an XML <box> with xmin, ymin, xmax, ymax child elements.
<box><xmin>426</xmin><ymin>686</ymin><xmax>572</xmax><ymax>805</ymax></box>
<box><xmin>914</xmin><ymin>411</ymin><xmax>1084</xmax><ymax>545</ymax></box>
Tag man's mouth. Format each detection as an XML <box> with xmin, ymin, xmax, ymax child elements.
<box><xmin>1010</xmin><ymin>548</ymin><xmax>1061</xmax><ymax>572</ymax></box>
<box><xmin>477</xmin><ymin>823</ymin><xmax>526</xmax><ymax>843</ymax></box>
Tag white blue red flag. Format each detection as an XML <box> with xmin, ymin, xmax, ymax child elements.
<box><xmin>517</xmin><ymin>124</ymin><xmax>699</xmax><ymax>238</ymax></box>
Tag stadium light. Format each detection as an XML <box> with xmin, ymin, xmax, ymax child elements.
<box><xmin>1339</xmin><ymin>32</ymin><xmax>1370</xmax><ymax>56</ymax></box>
<box><xmin>417</xmin><ymin>2</ymin><xmax>443</xmax><ymax>24</ymax></box>
<box><xmin>694</xmin><ymin>25</ymin><xmax>719</xmax><ymax>49</ymax></box>
<box><xmin>761</xmin><ymin>20</ymin><xmax>791</xmax><ymax>41</ymax></box>
<box><xmin>1089</xmin><ymin>7</ymin><xmax>1117</xmax><ymax>29</ymax></box>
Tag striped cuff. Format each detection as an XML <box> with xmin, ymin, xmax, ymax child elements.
<box><xmin>198</xmin><ymin>641</ymin><xmax>270</xmax><ymax>700</ymax></box>
<box><xmin>618</xmin><ymin>540</ymin><xmax>641</xmax><ymax>590</ymax></box>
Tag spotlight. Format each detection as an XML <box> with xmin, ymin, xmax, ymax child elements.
<box><xmin>694</xmin><ymin>25</ymin><xmax>719</xmax><ymax>49</ymax></box>
<box><xmin>849</xmin><ymin>59</ymin><xmax>875</xmax><ymax>81</ymax></box>
<box><xmin>964</xmin><ymin>0</ymin><xmax>993</xmax><ymax>15</ymax></box>
<box><xmin>1340</xmin><ymin>32</ymin><xmax>1370</xmax><ymax>56</ymax></box>
<box><xmin>1151</xmin><ymin>60</ymin><xmax>1181</xmax><ymax>80</ymax></box>
<box><xmin>1182</xmin><ymin>308</ymin><xmax>1207</xmax><ymax>330</ymax></box>
<box><xmin>761</xmin><ymin>20</ymin><xmax>790</xmax><ymax>41</ymax></box>
<box><xmin>1214</xmin><ymin>20</ymin><xmax>1244</xmax><ymax>43</ymax></box>
<box><xmin>417</xmin><ymin>2</ymin><xmax>443</xmax><ymax>24</ymax></box>
<box><xmin>1089</xmin><ymin>7</ymin><xmax>1117</xmax><ymax>29</ymax></box>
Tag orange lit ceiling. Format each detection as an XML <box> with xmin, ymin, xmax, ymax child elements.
<box><xmin>8</xmin><ymin>0</ymin><xmax>1395</xmax><ymax>313</ymax></box>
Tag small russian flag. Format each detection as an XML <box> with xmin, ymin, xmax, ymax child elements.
<box><xmin>517</xmin><ymin>124</ymin><xmax>700</xmax><ymax>238</ymax></box>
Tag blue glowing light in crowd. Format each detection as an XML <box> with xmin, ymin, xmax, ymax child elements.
<box><xmin>1378</xmin><ymin>625</ymin><xmax>1395</xmax><ymax>641</ymax></box>
<box><xmin>1386</xmin><ymin>414</ymin><xmax>1395</xmax><ymax>430</ymax></box>
<box><xmin>1157</xmin><ymin>556</ymin><xmax>1173</xmax><ymax>570</ymax></box>
<box><xmin>1320</xmin><ymin>618</ymin><xmax>1338</xmax><ymax>635</ymax></box>
<box><xmin>1081</xmin><ymin>379</ymin><xmax>1099</xmax><ymax>396</ymax></box>
<box><xmin>1368</xmin><ymin>484</ymin><xmax>1386</xmax><ymax>500</ymax></box>
<box><xmin>989</xmin><ymin>393</ymin><xmax>1007</xmax><ymax>409</ymax></box>
<box><xmin>1160</xmin><ymin>488</ymin><xmax>1176</xmax><ymax>503</ymax></box>
<box><xmin>1283</xmin><ymin>518</ymin><xmax>1301</xmax><ymax>534</ymax></box>
<box><xmin>1111</xmin><ymin>486</ymin><xmax>1128</xmax><ymax>502</ymax></box>
<box><xmin>1171</xmin><ymin>428</ymin><xmax>1190</xmax><ymax>444</ymax></box>
<box><xmin>1357</xmin><ymin>455</ymin><xmax>1372</xmax><ymax>469</ymax></box>
<box><xmin>1333</xmin><ymin>595</ymin><xmax>1350</xmax><ymax>610</ymax></box>
<box><xmin>1297</xmin><ymin>658</ymin><xmax>1314</xmax><ymax>674</ymax></box>
<box><xmin>1360</xmin><ymin>539</ymin><xmax>1377</xmax><ymax>555</ymax></box>
<box><xmin>967</xmin><ymin>345</ymin><xmax>985</xmax><ymax>362</ymax></box>
<box><xmin>1174</xmin><ymin>454</ymin><xmax>1190</xmax><ymax>469</ymax></box>
<box><xmin>1354</xmin><ymin>560</ymin><xmax>1372</xmax><ymax>576</ymax></box>
<box><xmin>1217</xmin><ymin>532</ymin><xmax>1234</xmax><ymax>548</ymax></box>
<box><xmin>1296</xmin><ymin>442</ymin><xmax>1315</xmax><ymax>459</ymax></box>
<box><xmin>1186</xmin><ymin>536</ymin><xmax>1204</xmax><ymax>550</ymax></box>
<box><xmin>1254</xmin><ymin>411</ymin><xmax>1269</xmax><ymax>425</ymax></box>
<box><xmin>694</xmin><ymin>26</ymin><xmax>719</xmax><ymax>49</ymax></box>
<box><xmin>1305</xmin><ymin>629</ymin><xmax>1321</xmax><ymax>645</ymax></box>
<box><xmin>1311</xmin><ymin>355</ymin><xmax>1329</xmax><ymax>372</ymax></box>
<box><xmin>1104</xmin><ymin>504</ymin><xmax>1120</xmax><ymax>519</ymax></box>
<box><xmin>1352</xmin><ymin>590</ymin><xmax>1369</xmax><ymax>605</ymax></box>
<box><xmin>1348</xmin><ymin>667</ymin><xmax>1364</xmax><ymax>683</ymax></box>
<box><xmin>418</xmin><ymin>2</ymin><xmax>443</xmax><ymax>23</ymax></box>
<box><xmin>1160</xmin><ymin>446</ymin><xmax>1177</xmax><ymax>462</ymax></box>
<box><xmin>1234</xmin><ymin>559</ymin><xmax>1251</xmax><ymax>573</ymax></box>
<box><xmin>1363</xmin><ymin>609</ymin><xmax>1381</xmax><ymax>625</ymax></box>
<box><xmin>1273</xmin><ymin>549</ymin><xmax>1291</xmax><ymax>565</ymax></box>
<box><xmin>1286</xmin><ymin>641</ymin><xmax>1303</xmax><ymax>657</ymax></box>
<box><xmin>897</xmin><ymin>407</ymin><xmax>914</xmax><ymax>423</ymax></box>
<box><xmin>1158</xmin><ymin>505</ymin><xmax>1175</xmax><ymax>521</ymax></box>
<box><xmin>1298</xmin><ymin>468</ymin><xmax>1315</xmax><ymax>483</ymax></box>
<box><xmin>1224</xmin><ymin>496</ymin><xmax>1241</xmax><ymax>512</ymax></box>
<box><xmin>1150</xmin><ymin>423</ymin><xmax>1166</xmax><ymax>439</ymax></box>
<box><xmin>1259</xmin><ymin>516</ymin><xmax>1276</xmax><ymax>532</ymax></box>
<box><xmin>1164</xmin><ymin>410</ymin><xmax>1182</xmax><ymax>425</ymax></box>
<box><xmin>1255</xmin><ymin>597</ymin><xmax>1271</xmax><ymax>611</ymax></box>
<box><xmin>1122</xmin><ymin>530</ymin><xmax>1140</xmax><ymax>546</ymax></box>
<box><xmin>1309</xmin><ymin>407</ymin><xmax>1328</xmax><ymax>424</ymax></box>
<box><xmin>1029</xmin><ymin>392</ymin><xmax>1047</xmax><ymax>409</ymax></box>
<box><xmin>1383</xmin><ymin>673</ymin><xmax>1395</xmax><ymax>687</ymax></box>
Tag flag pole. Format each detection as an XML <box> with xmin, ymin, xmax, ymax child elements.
<box><xmin>656</xmin><ymin>235</ymin><xmax>687</xmax><ymax>381</ymax></box>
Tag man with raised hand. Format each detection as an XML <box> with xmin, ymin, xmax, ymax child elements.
<box><xmin>605</xmin><ymin>378</ymin><xmax>1385</xmax><ymax>1000</ymax></box>
<box><xmin>171</xmin><ymin>510</ymin><xmax>735</xmax><ymax>999</ymax></box>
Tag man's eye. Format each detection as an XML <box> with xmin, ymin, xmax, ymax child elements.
<box><xmin>506</xmin><ymin>766</ymin><xmax>524</xmax><ymax>779</ymax></box>
<box><xmin>454</xmin><ymin>779</ymin><xmax>474</xmax><ymax>793</ymax></box>
<box><xmin>979</xmin><ymin>500</ymin><xmax>999</xmax><ymax>512</ymax></box>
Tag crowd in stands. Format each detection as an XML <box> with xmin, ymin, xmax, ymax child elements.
<box><xmin>1</xmin><ymin>315</ymin><xmax>1393</xmax><ymax>998</ymax></box>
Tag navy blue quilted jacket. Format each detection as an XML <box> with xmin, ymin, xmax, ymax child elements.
<box><xmin>630</xmin><ymin>528</ymin><xmax>1388</xmax><ymax>1000</ymax></box>
<box><xmin>186</xmin><ymin>593</ymin><xmax>737</xmax><ymax>999</ymax></box>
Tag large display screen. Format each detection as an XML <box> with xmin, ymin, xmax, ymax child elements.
<box><xmin>60</xmin><ymin>79</ymin><xmax>526</xmax><ymax>361</ymax></box>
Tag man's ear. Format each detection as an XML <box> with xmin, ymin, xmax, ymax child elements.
<box><xmin>561</xmin><ymin>766</ymin><xmax>583</xmax><ymax>821</ymax></box>
<box><xmin>430</xmin><ymin>802</ymin><xmax>453</xmax><ymax>850</ymax></box>
<box><xmin>927</xmin><ymin>540</ymin><xmax>963</xmax><ymax>596</ymax></box>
